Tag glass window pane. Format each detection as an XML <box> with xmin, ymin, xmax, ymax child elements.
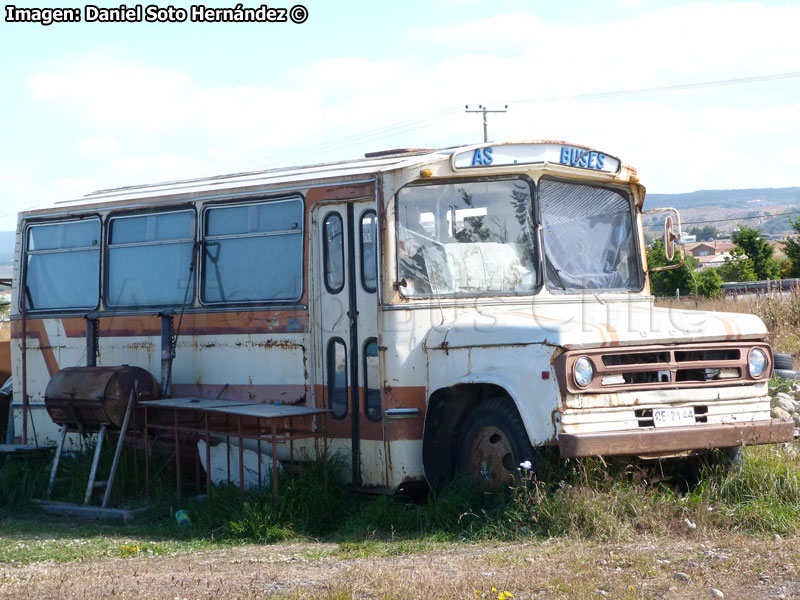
<box><xmin>111</xmin><ymin>211</ymin><xmax>193</xmax><ymax>244</ymax></box>
<box><xmin>328</xmin><ymin>339</ymin><xmax>347</xmax><ymax>419</ymax></box>
<box><xmin>206</xmin><ymin>205</ymin><xmax>249</xmax><ymax>236</ymax></box>
<box><xmin>206</xmin><ymin>199</ymin><xmax>302</xmax><ymax>236</ymax></box>
<box><xmin>396</xmin><ymin>179</ymin><xmax>538</xmax><ymax>297</ymax></box>
<box><xmin>110</xmin><ymin>216</ymin><xmax>147</xmax><ymax>244</ymax></box>
<box><xmin>539</xmin><ymin>179</ymin><xmax>642</xmax><ymax>292</ymax></box>
<box><xmin>323</xmin><ymin>213</ymin><xmax>344</xmax><ymax>293</ymax></box>
<box><xmin>364</xmin><ymin>339</ymin><xmax>381</xmax><ymax>422</ymax></box>
<box><xmin>360</xmin><ymin>211</ymin><xmax>377</xmax><ymax>293</ymax></box>
<box><xmin>25</xmin><ymin>220</ymin><xmax>100</xmax><ymax>310</ymax></box>
<box><xmin>26</xmin><ymin>250</ymin><xmax>99</xmax><ymax>310</ymax></box>
<box><xmin>202</xmin><ymin>235</ymin><xmax>302</xmax><ymax>302</ymax></box>
<box><xmin>107</xmin><ymin>243</ymin><xmax>195</xmax><ymax>307</ymax></box>
<box><xmin>106</xmin><ymin>211</ymin><xmax>196</xmax><ymax>307</ymax></box>
<box><xmin>255</xmin><ymin>202</ymin><xmax>302</xmax><ymax>233</ymax></box>
<box><xmin>28</xmin><ymin>220</ymin><xmax>99</xmax><ymax>250</ymax></box>
<box><xmin>154</xmin><ymin>211</ymin><xmax>194</xmax><ymax>240</ymax></box>
<box><xmin>202</xmin><ymin>198</ymin><xmax>305</xmax><ymax>304</ymax></box>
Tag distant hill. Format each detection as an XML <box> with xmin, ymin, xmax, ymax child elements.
<box><xmin>0</xmin><ymin>232</ymin><xmax>14</xmax><ymax>277</ymax></box>
<box><xmin>644</xmin><ymin>188</ymin><xmax>800</xmax><ymax>237</ymax></box>
<box><xmin>645</xmin><ymin>187</ymin><xmax>800</xmax><ymax>211</ymax></box>
<box><xmin>0</xmin><ymin>186</ymin><xmax>798</xmax><ymax>273</ymax></box>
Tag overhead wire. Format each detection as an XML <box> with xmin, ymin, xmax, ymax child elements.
<box><xmin>5</xmin><ymin>70</ymin><xmax>800</xmax><ymax>222</ymax></box>
<box><xmin>511</xmin><ymin>71</ymin><xmax>800</xmax><ymax>105</ymax></box>
<box><xmin>210</xmin><ymin>70</ymin><xmax>800</xmax><ymax>175</ymax></box>
<box><xmin>643</xmin><ymin>209</ymin><xmax>800</xmax><ymax>228</ymax></box>
<box><xmin>207</xmin><ymin>106</ymin><xmax>465</xmax><ymax>174</ymax></box>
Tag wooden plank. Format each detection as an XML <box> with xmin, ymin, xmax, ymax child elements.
<box><xmin>0</xmin><ymin>444</ymin><xmax>54</xmax><ymax>455</ymax></box>
<box><xmin>33</xmin><ymin>500</ymin><xmax>148</xmax><ymax>522</ymax></box>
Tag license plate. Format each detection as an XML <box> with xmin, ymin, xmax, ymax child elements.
<box><xmin>652</xmin><ymin>407</ymin><xmax>695</xmax><ymax>427</ymax></box>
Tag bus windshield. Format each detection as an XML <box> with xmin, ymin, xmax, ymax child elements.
<box><xmin>538</xmin><ymin>179</ymin><xmax>642</xmax><ymax>292</ymax></box>
<box><xmin>396</xmin><ymin>178</ymin><xmax>538</xmax><ymax>296</ymax></box>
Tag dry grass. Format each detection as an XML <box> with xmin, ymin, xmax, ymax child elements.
<box><xmin>1</xmin><ymin>534</ymin><xmax>799</xmax><ymax>599</ymax></box>
<box><xmin>656</xmin><ymin>290</ymin><xmax>800</xmax><ymax>367</ymax></box>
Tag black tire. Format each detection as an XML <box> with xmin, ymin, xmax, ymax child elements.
<box><xmin>720</xmin><ymin>446</ymin><xmax>745</xmax><ymax>474</ymax></box>
<box><xmin>775</xmin><ymin>368</ymin><xmax>800</xmax><ymax>380</ymax></box>
<box><xmin>457</xmin><ymin>397</ymin><xmax>534</xmax><ymax>491</ymax></box>
<box><xmin>774</xmin><ymin>352</ymin><xmax>794</xmax><ymax>371</ymax></box>
<box><xmin>668</xmin><ymin>446</ymin><xmax>745</xmax><ymax>489</ymax></box>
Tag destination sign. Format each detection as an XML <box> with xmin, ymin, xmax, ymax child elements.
<box><xmin>451</xmin><ymin>143</ymin><xmax>621</xmax><ymax>174</ymax></box>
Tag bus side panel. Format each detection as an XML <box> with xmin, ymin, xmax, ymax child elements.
<box><xmin>10</xmin><ymin>310</ymin><xmax>312</xmax><ymax>446</ymax></box>
<box><xmin>380</xmin><ymin>308</ymin><xmax>433</xmax><ymax>488</ymax></box>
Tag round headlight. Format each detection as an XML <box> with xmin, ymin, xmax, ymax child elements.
<box><xmin>748</xmin><ymin>348</ymin><xmax>768</xmax><ymax>378</ymax></box>
<box><xmin>573</xmin><ymin>356</ymin><xmax>594</xmax><ymax>388</ymax></box>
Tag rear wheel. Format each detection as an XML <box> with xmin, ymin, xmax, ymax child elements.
<box><xmin>457</xmin><ymin>397</ymin><xmax>534</xmax><ymax>491</ymax></box>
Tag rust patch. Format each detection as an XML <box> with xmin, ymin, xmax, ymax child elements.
<box><xmin>306</xmin><ymin>182</ymin><xmax>374</xmax><ymax>203</ymax></box>
<box><xmin>124</xmin><ymin>341</ymin><xmax>155</xmax><ymax>351</ymax></box>
<box><xmin>251</xmin><ymin>339</ymin><xmax>301</xmax><ymax>350</ymax></box>
<box><xmin>557</xmin><ymin>341</ymin><xmax>771</xmax><ymax>396</ymax></box>
<box><xmin>18</xmin><ymin>310</ymin><xmax>311</xmax><ymax>339</ymax></box>
<box><xmin>12</xmin><ymin>318</ymin><xmax>60</xmax><ymax>377</ymax></box>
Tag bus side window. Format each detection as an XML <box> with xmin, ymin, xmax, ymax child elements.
<box><xmin>202</xmin><ymin>198</ymin><xmax>304</xmax><ymax>304</ymax></box>
<box><xmin>24</xmin><ymin>219</ymin><xmax>101</xmax><ymax>311</ymax></box>
<box><xmin>363</xmin><ymin>338</ymin><xmax>381</xmax><ymax>421</ymax></box>
<box><xmin>107</xmin><ymin>210</ymin><xmax>195</xmax><ymax>308</ymax></box>
<box><xmin>360</xmin><ymin>210</ymin><xmax>377</xmax><ymax>293</ymax></box>
<box><xmin>328</xmin><ymin>338</ymin><xmax>347</xmax><ymax>419</ymax></box>
<box><xmin>323</xmin><ymin>213</ymin><xmax>344</xmax><ymax>294</ymax></box>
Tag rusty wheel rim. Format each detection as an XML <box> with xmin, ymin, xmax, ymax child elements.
<box><xmin>466</xmin><ymin>425</ymin><xmax>515</xmax><ymax>490</ymax></box>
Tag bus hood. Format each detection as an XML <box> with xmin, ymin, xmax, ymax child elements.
<box><xmin>423</xmin><ymin>300</ymin><xmax>768</xmax><ymax>351</ymax></box>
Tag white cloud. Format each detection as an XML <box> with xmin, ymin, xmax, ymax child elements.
<box><xmin>13</xmin><ymin>1</ymin><xmax>800</xmax><ymax>203</ymax></box>
<box><xmin>52</xmin><ymin>177</ymin><xmax>104</xmax><ymax>198</ymax></box>
<box><xmin>110</xmin><ymin>154</ymin><xmax>204</xmax><ymax>179</ymax></box>
<box><xmin>78</xmin><ymin>136</ymin><xmax>121</xmax><ymax>155</ymax></box>
<box><xmin>28</xmin><ymin>52</ymin><xmax>194</xmax><ymax>132</ymax></box>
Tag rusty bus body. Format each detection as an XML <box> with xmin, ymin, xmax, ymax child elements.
<box><xmin>9</xmin><ymin>142</ymin><xmax>793</xmax><ymax>491</ymax></box>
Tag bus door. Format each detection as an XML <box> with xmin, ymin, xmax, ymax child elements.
<box><xmin>312</xmin><ymin>200</ymin><xmax>384</xmax><ymax>488</ymax></box>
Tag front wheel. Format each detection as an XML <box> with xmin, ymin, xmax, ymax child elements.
<box><xmin>457</xmin><ymin>397</ymin><xmax>535</xmax><ymax>491</ymax></box>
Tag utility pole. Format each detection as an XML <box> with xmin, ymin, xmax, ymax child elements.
<box><xmin>465</xmin><ymin>104</ymin><xmax>508</xmax><ymax>143</ymax></box>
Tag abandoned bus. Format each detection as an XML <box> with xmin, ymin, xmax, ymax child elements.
<box><xmin>9</xmin><ymin>141</ymin><xmax>794</xmax><ymax>492</ymax></box>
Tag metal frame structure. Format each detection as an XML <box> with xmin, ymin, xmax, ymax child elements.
<box><xmin>141</xmin><ymin>398</ymin><xmax>327</xmax><ymax>503</ymax></box>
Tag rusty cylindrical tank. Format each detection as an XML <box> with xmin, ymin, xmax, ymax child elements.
<box><xmin>45</xmin><ymin>366</ymin><xmax>159</xmax><ymax>431</ymax></box>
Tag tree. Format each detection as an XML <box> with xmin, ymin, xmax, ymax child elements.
<box><xmin>731</xmin><ymin>226</ymin><xmax>780</xmax><ymax>280</ymax></box>
<box><xmin>646</xmin><ymin>238</ymin><xmax>695</xmax><ymax>297</ymax></box>
<box><xmin>696</xmin><ymin>268</ymin><xmax>722</xmax><ymax>297</ymax></box>
<box><xmin>781</xmin><ymin>217</ymin><xmax>800</xmax><ymax>278</ymax></box>
<box><xmin>687</xmin><ymin>225</ymin><xmax>720</xmax><ymax>241</ymax></box>
<box><xmin>716</xmin><ymin>247</ymin><xmax>757</xmax><ymax>282</ymax></box>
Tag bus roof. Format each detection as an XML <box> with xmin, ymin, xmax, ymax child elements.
<box><xmin>21</xmin><ymin>141</ymin><xmax>635</xmax><ymax>218</ymax></box>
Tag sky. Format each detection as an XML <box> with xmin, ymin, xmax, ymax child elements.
<box><xmin>1</xmin><ymin>0</ymin><xmax>799</xmax><ymax>231</ymax></box>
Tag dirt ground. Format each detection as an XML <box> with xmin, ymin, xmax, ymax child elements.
<box><xmin>1</xmin><ymin>533</ymin><xmax>799</xmax><ymax>599</ymax></box>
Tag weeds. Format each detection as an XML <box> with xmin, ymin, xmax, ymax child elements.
<box><xmin>657</xmin><ymin>289</ymin><xmax>800</xmax><ymax>364</ymax></box>
<box><xmin>0</xmin><ymin>454</ymin><xmax>50</xmax><ymax>507</ymax></box>
<box><xmin>188</xmin><ymin>443</ymin><xmax>800</xmax><ymax>545</ymax></box>
<box><xmin>1</xmin><ymin>435</ymin><xmax>799</xmax><ymax>563</ymax></box>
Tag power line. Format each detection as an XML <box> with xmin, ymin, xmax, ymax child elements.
<box><xmin>643</xmin><ymin>209</ymin><xmax>800</xmax><ymax>229</ymax></box>
<box><xmin>513</xmin><ymin>70</ymin><xmax>800</xmax><ymax>105</ymax></box>
<box><xmin>682</xmin><ymin>211</ymin><xmax>800</xmax><ymax>225</ymax></box>
<box><xmin>206</xmin><ymin>106</ymin><xmax>464</xmax><ymax>175</ymax></box>
<box><xmin>208</xmin><ymin>70</ymin><xmax>800</xmax><ymax>176</ymax></box>
<box><xmin>465</xmin><ymin>104</ymin><xmax>508</xmax><ymax>143</ymax></box>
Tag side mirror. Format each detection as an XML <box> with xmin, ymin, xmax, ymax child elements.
<box><xmin>664</xmin><ymin>215</ymin><xmax>679</xmax><ymax>261</ymax></box>
<box><xmin>644</xmin><ymin>207</ymin><xmax>684</xmax><ymax>272</ymax></box>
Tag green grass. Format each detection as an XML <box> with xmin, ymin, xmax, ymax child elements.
<box><xmin>0</xmin><ymin>509</ymin><xmax>228</xmax><ymax>563</ymax></box>
<box><xmin>1</xmin><ymin>442</ymin><xmax>799</xmax><ymax>565</ymax></box>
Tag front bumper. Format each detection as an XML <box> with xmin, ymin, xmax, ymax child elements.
<box><xmin>558</xmin><ymin>419</ymin><xmax>795</xmax><ymax>458</ymax></box>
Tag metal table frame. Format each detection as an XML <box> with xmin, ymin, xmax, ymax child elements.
<box><xmin>141</xmin><ymin>398</ymin><xmax>327</xmax><ymax>504</ymax></box>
